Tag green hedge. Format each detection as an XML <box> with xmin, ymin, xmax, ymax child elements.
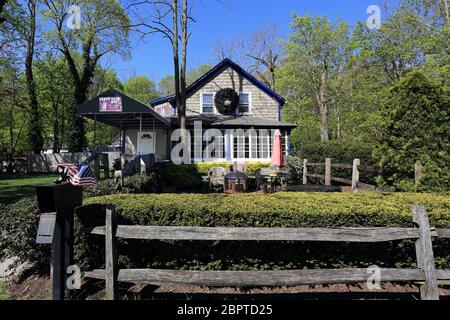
<box><xmin>74</xmin><ymin>192</ymin><xmax>450</xmax><ymax>272</ymax></box>
<box><xmin>0</xmin><ymin>199</ymin><xmax>50</xmax><ymax>268</ymax></box>
<box><xmin>297</xmin><ymin>142</ymin><xmax>376</xmax><ymax>165</ymax></box>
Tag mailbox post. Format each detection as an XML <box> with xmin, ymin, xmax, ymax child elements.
<box><xmin>36</xmin><ymin>183</ymin><xmax>83</xmax><ymax>300</ymax></box>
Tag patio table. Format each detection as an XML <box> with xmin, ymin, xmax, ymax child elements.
<box><xmin>258</xmin><ymin>172</ymin><xmax>289</xmax><ymax>193</ymax></box>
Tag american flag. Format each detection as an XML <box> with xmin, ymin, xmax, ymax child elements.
<box><xmin>58</xmin><ymin>162</ymin><xmax>98</xmax><ymax>187</ymax></box>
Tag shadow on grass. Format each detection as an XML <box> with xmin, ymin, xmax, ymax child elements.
<box><xmin>0</xmin><ymin>174</ymin><xmax>57</xmax><ymax>204</ymax></box>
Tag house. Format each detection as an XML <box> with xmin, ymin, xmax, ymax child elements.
<box><xmin>78</xmin><ymin>59</ymin><xmax>297</xmax><ymax>164</ymax></box>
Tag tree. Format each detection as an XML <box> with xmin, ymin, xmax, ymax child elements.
<box><xmin>0</xmin><ymin>0</ymin><xmax>8</xmax><ymax>25</ymax></box>
<box><xmin>214</xmin><ymin>23</ymin><xmax>281</xmax><ymax>90</ymax></box>
<box><xmin>158</xmin><ymin>64</ymin><xmax>212</xmax><ymax>96</ymax></box>
<box><xmin>124</xmin><ymin>76</ymin><xmax>159</xmax><ymax>104</ymax></box>
<box><xmin>373</xmin><ymin>72</ymin><xmax>450</xmax><ymax>191</ymax></box>
<box><xmin>129</xmin><ymin>0</ymin><xmax>192</xmax><ymax>134</ymax></box>
<box><xmin>278</xmin><ymin>14</ymin><xmax>353</xmax><ymax>142</ymax></box>
<box><xmin>44</xmin><ymin>0</ymin><xmax>130</xmax><ymax>152</ymax></box>
<box><xmin>35</xmin><ymin>54</ymin><xmax>74</xmax><ymax>153</ymax></box>
<box><xmin>25</xmin><ymin>0</ymin><xmax>43</xmax><ymax>154</ymax></box>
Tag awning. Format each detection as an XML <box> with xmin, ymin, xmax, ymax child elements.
<box><xmin>77</xmin><ymin>89</ymin><xmax>170</xmax><ymax>130</ymax></box>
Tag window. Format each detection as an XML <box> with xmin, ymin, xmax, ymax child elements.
<box><xmin>231</xmin><ymin>129</ymin><xmax>287</xmax><ymax>160</ymax></box>
<box><xmin>202</xmin><ymin>93</ymin><xmax>215</xmax><ymax>114</ymax></box>
<box><xmin>238</xmin><ymin>93</ymin><xmax>250</xmax><ymax>114</ymax></box>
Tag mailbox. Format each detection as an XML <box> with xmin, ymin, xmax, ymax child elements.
<box><xmin>36</xmin><ymin>183</ymin><xmax>83</xmax><ymax>300</ymax></box>
<box><xmin>36</xmin><ymin>183</ymin><xmax>83</xmax><ymax>214</ymax></box>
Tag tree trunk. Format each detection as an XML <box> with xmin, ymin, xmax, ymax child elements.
<box><xmin>52</xmin><ymin>102</ymin><xmax>60</xmax><ymax>153</ymax></box>
<box><xmin>317</xmin><ymin>73</ymin><xmax>329</xmax><ymax>142</ymax></box>
<box><xmin>25</xmin><ymin>0</ymin><xmax>43</xmax><ymax>154</ymax></box>
<box><xmin>8</xmin><ymin>103</ymin><xmax>14</xmax><ymax>173</ymax></box>
<box><xmin>68</xmin><ymin>84</ymin><xmax>88</xmax><ymax>152</ymax></box>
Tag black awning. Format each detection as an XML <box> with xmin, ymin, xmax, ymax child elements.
<box><xmin>77</xmin><ymin>89</ymin><xmax>170</xmax><ymax>129</ymax></box>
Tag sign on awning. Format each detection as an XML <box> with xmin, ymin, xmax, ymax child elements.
<box><xmin>99</xmin><ymin>97</ymin><xmax>123</xmax><ymax>112</ymax></box>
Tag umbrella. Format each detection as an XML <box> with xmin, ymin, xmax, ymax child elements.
<box><xmin>271</xmin><ymin>129</ymin><xmax>285</xmax><ymax>168</ymax></box>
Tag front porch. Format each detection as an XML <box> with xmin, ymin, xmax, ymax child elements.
<box><xmin>78</xmin><ymin>89</ymin><xmax>172</xmax><ymax>165</ymax></box>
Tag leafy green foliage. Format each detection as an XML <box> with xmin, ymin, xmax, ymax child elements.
<box><xmin>83</xmin><ymin>174</ymin><xmax>161</xmax><ymax>198</ymax></box>
<box><xmin>123</xmin><ymin>76</ymin><xmax>160</xmax><ymax>104</ymax></box>
<box><xmin>73</xmin><ymin>192</ymin><xmax>450</xmax><ymax>271</ymax></box>
<box><xmin>0</xmin><ymin>199</ymin><xmax>50</xmax><ymax>268</ymax></box>
<box><xmin>374</xmin><ymin>72</ymin><xmax>450</xmax><ymax>191</ymax></box>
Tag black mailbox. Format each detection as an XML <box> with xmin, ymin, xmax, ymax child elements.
<box><xmin>36</xmin><ymin>183</ymin><xmax>83</xmax><ymax>213</ymax></box>
<box><xmin>36</xmin><ymin>183</ymin><xmax>83</xmax><ymax>300</ymax></box>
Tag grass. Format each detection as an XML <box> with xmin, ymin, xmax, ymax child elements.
<box><xmin>0</xmin><ymin>174</ymin><xmax>58</xmax><ymax>204</ymax></box>
<box><xmin>0</xmin><ymin>280</ymin><xmax>8</xmax><ymax>300</ymax></box>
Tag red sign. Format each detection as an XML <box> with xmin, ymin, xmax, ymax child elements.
<box><xmin>99</xmin><ymin>97</ymin><xmax>123</xmax><ymax>112</ymax></box>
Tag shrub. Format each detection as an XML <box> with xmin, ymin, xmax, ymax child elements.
<box><xmin>298</xmin><ymin>141</ymin><xmax>376</xmax><ymax>165</ymax></box>
<box><xmin>373</xmin><ymin>72</ymin><xmax>450</xmax><ymax>192</ymax></box>
<box><xmin>83</xmin><ymin>174</ymin><xmax>161</xmax><ymax>198</ymax></box>
<box><xmin>0</xmin><ymin>199</ymin><xmax>50</xmax><ymax>269</ymax></box>
<box><xmin>284</xmin><ymin>156</ymin><xmax>303</xmax><ymax>184</ymax></box>
<box><xmin>74</xmin><ymin>192</ymin><xmax>450</xmax><ymax>272</ymax></box>
<box><xmin>154</xmin><ymin>162</ymin><xmax>271</xmax><ymax>191</ymax></box>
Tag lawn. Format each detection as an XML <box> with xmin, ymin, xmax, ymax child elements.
<box><xmin>0</xmin><ymin>174</ymin><xmax>58</xmax><ymax>204</ymax></box>
<box><xmin>0</xmin><ymin>280</ymin><xmax>7</xmax><ymax>300</ymax></box>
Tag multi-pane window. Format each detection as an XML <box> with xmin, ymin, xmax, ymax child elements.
<box><xmin>202</xmin><ymin>93</ymin><xmax>215</xmax><ymax>114</ymax></box>
<box><xmin>190</xmin><ymin>129</ymin><xmax>226</xmax><ymax>160</ymax></box>
<box><xmin>238</xmin><ymin>93</ymin><xmax>250</xmax><ymax>114</ymax></box>
<box><xmin>232</xmin><ymin>129</ymin><xmax>287</xmax><ymax>160</ymax></box>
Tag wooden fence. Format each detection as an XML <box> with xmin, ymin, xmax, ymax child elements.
<box><xmin>302</xmin><ymin>159</ymin><xmax>427</xmax><ymax>192</ymax></box>
<box><xmin>83</xmin><ymin>205</ymin><xmax>450</xmax><ymax>300</ymax></box>
<box><xmin>302</xmin><ymin>158</ymin><xmax>381</xmax><ymax>191</ymax></box>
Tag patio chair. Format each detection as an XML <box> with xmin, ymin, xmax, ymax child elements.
<box><xmin>208</xmin><ymin>167</ymin><xmax>226</xmax><ymax>192</ymax></box>
<box><xmin>230</xmin><ymin>162</ymin><xmax>248</xmax><ymax>174</ymax></box>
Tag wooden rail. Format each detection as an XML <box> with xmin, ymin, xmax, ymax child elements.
<box><xmin>303</xmin><ymin>158</ymin><xmax>380</xmax><ymax>192</ymax></box>
<box><xmin>83</xmin><ymin>205</ymin><xmax>450</xmax><ymax>300</ymax></box>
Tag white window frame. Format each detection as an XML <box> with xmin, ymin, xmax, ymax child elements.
<box><xmin>200</xmin><ymin>92</ymin><xmax>216</xmax><ymax>115</ymax></box>
<box><xmin>236</xmin><ymin>92</ymin><xmax>252</xmax><ymax>116</ymax></box>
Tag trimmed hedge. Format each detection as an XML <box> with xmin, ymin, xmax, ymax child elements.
<box><xmin>74</xmin><ymin>192</ymin><xmax>450</xmax><ymax>272</ymax></box>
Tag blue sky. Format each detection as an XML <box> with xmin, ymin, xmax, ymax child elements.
<box><xmin>111</xmin><ymin>0</ymin><xmax>399</xmax><ymax>83</ymax></box>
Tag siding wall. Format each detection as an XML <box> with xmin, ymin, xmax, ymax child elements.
<box><xmin>185</xmin><ymin>67</ymin><xmax>279</xmax><ymax>120</ymax></box>
<box><xmin>125</xmin><ymin>129</ymin><xmax>168</xmax><ymax>161</ymax></box>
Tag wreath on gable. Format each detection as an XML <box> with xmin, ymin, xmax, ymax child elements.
<box><xmin>214</xmin><ymin>88</ymin><xmax>239</xmax><ymax>115</ymax></box>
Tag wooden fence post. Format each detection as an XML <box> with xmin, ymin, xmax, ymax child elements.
<box><xmin>94</xmin><ymin>154</ymin><xmax>101</xmax><ymax>180</ymax></box>
<box><xmin>103</xmin><ymin>154</ymin><xmax>110</xmax><ymax>179</ymax></box>
<box><xmin>351</xmin><ymin>159</ymin><xmax>360</xmax><ymax>192</ymax></box>
<box><xmin>120</xmin><ymin>154</ymin><xmax>126</xmax><ymax>187</ymax></box>
<box><xmin>105</xmin><ymin>205</ymin><xmax>118</xmax><ymax>300</ymax></box>
<box><xmin>412</xmin><ymin>205</ymin><xmax>439</xmax><ymax>300</ymax></box>
<box><xmin>303</xmin><ymin>159</ymin><xmax>308</xmax><ymax>185</ymax></box>
<box><xmin>325</xmin><ymin>158</ymin><xmax>331</xmax><ymax>186</ymax></box>
<box><xmin>415</xmin><ymin>162</ymin><xmax>423</xmax><ymax>187</ymax></box>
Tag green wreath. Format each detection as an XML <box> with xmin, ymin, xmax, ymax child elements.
<box><xmin>214</xmin><ymin>88</ymin><xmax>239</xmax><ymax>115</ymax></box>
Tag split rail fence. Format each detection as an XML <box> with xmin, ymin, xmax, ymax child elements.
<box><xmin>302</xmin><ymin>159</ymin><xmax>425</xmax><ymax>192</ymax></box>
<box><xmin>83</xmin><ymin>205</ymin><xmax>450</xmax><ymax>300</ymax></box>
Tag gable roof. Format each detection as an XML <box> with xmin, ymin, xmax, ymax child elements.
<box><xmin>150</xmin><ymin>58</ymin><xmax>286</xmax><ymax>107</ymax></box>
